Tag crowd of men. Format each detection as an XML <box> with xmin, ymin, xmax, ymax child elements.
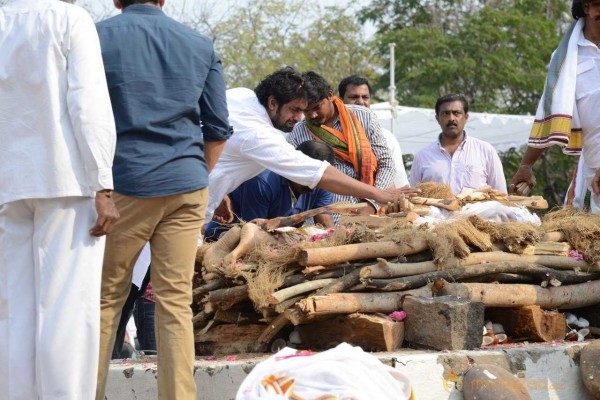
<box><xmin>0</xmin><ymin>0</ymin><xmax>598</xmax><ymax>399</ymax></box>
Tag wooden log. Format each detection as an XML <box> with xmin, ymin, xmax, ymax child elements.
<box><xmin>410</xmin><ymin>196</ymin><xmax>461</xmax><ymax>211</ymax></box>
<box><xmin>266</xmin><ymin>279</ymin><xmax>337</xmax><ymax>305</ymax></box>
<box><xmin>203</xmin><ymin>285</ymin><xmax>249</xmax><ymax>312</ymax></box>
<box><xmin>192</xmin><ymin>310</ymin><xmax>211</xmax><ymax>326</ymax></box>
<box><xmin>195</xmin><ymin>324</ymin><xmax>265</xmax><ymax>355</ymax></box>
<box><xmin>313</xmin><ymin>269</ymin><xmax>361</xmax><ymax>296</ymax></box>
<box><xmin>193</xmin><ymin>278</ymin><xmax>227</xmax><ymax>300</ymax></box>
<box><xmin>213</xmin><ymin>306</ymin><xmax>262</xmax><ymax>325</ymax></box>
<box><xmin>272</xmin><ymin>295</ymin><xmax>305</xmax><ymax>314</ymax></box>
<box><xmin>361</xmin><ymin>252</ymin><xmax>595</xmax><ymax>279</ymax></box>
<box><xmin>522</xmin><ymin>241</ymin><xmax>571</xmax><ymax>256</ymax></box>
<box><xmin>458</xmin><ymin>252</ymin><xmax>594</xmax><ymax>271</ymax></box>
<box><xmin>257</xmin><ymin>312</ymin><xmax>291</xmax><ymax>347</ymax></box>
<box><xmin>363</xmin><ymin>262</ymin><xmax>600</xmax><ymax>291</ymax></box>
<box><xmin>460</xmin><ymin>273</ymin><xmax>537</xmax><ymax>284</ymax></box>
<box><xmin>288</xmin><ymin>286</ymin><xmax>432</xmax><ymax>325</ymax></box>
<box><xmin>506</xmin><ymin>195</ymin><xmax>548</xmax><ymax>209</ymax></box>
<box><xmin>437</xmin><ymin>279</ymin><xmax>600</xmax><ymax>309</ymax></box>
<box><xmin>299</xmin><ymin>239</ymin><xmax>429</xmax><ymax>266</ymax></box>
<box><xmin>297</xmin><ymin>313</ymin><xmax>404</xmax><ymax>352</ymax></box>
<box><xmin>257</xmin><ymin>202</ymin><xmax>369</xmax><ymax>230</ymax></box>
<box><xmin>360</xmin><ymin>258</ymin><xmax>437</xmax><ymax>279</ymax></box>
<box><xmin>485</xmin><ymin>305</ymin><xmax>566</xmax><ymax>342</ymax></box>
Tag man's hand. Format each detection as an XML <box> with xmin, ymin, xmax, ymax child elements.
<box><xmin>372</xmin><ymin>187</ymin><xmax>421</xmax><ymax>206</ymax></box>
<box><xmin>509</xmin><ymin>165</ymin><xmax>536</xmax><ymax>195</ymax></box>
<box><xmin>213</xmin><ymin>195</ymin><xmax>234</xmax><ymax>223</ymax></box>
<box><xmin>592</xmin><ymin>169</ymin><xmax>600</xmax><ymax>196</ymax></box>
<box><xmin>90</xmin><ymin>190</ymin><xmax>119</xmax><ymax>237</ymax></box>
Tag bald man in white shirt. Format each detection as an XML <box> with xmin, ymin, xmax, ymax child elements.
<box><xmin>0</xmin><ymin>1</ymin><xmax>118</xmax><ymax>398</ymax></box>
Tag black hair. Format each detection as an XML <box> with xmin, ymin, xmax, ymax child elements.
<box><xmin>296</xmin><ymin>140</ymin><xmax>335</xmax><ymax>164</ymax></box>
<box><xmin>338</xmin><ymin>75</ymin><xmax>372</xmax><ymax>98</ymax></box>
<box><xmin>435</xmin><ymin>94</ymin><xmax>469</xmax><ymax>115</ymax></box>
<box><xmin>120</xmin><ymin>0</ymin><xmax>159</xmax><ymax>8</ymax></box>
<box><xmin>254</xmin><ymin>67</ymin><xmax>306</xmax><ymax>109</ymax></box>
<box><xmin>301</xmin><ymin>71</ymin><xmax>332</xmax><ymax>106</ymax></box>
<box><xmin>572</xmin><ymin>0</ymin><xmax>589</xmax><ymax>19</ymax></box>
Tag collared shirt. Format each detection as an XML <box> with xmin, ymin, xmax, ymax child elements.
<box><xmin>410</xmin><ymin>133</ymin><xmax>507</xmax><ymax>195</ymax></box>
<box><xmin>287</xmin><ymin>104</ymin><xmax>394</xmax><ymax>206</ymax></box>
<box><xmin>97</xmin><ymin>5</ymin><xmax>231</xmax><ymax>198</ymax></box>
<box><xmin>204</xmin><ymin>170</ymin><xmax>332</xmax><ymax>239</ymax></box>
<box><xmin>576</xmin><ymin>34</ymin><xmax>600</xmax><ymax>169</ymax></box>
<box><xmin>206</xmin><ymin>88</ymin><xmax>329</xmax><ymax>220</ymax></box>
<box><xmin>0</xmin><ymin>0</ymin><xmax>116</xmax><ymax>204</ymax></box>
<box><xmin>381</xmin><ymin>128</ymin><xmax>409</xmax><ymax>188</ymax></box>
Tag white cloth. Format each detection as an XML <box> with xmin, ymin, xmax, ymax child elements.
<box><xmin>0</xmin><ymin>0</ymin><xmax>116</xmax><ymax>205</ymax></box>
<box><xmin>207</xmin><ymin>88</ymin><xmax>329</xmax><ymax>220</ymax></box>
<box><xmin>236</xmin><ymin>343</ymin><xmax>412</xmax><ymax>400</ymax></box>
<box><xmin>529</xmin><ymin>20</ymin><xmax>583</xmax><ymax>153</ymax></box>
<box><xmin>0</xmin><ymin>197</ymin><xmax>105</xmax><ymax>400</ymax></box>
<box><xmin>132</xmin><ymin>243</ymin><xmax>151</xmax><ymax>288</ymax></box>
<box><xmin>381</xmin><ymin>128</ymin><xmax>409</xmax><ymax>188</ymax></box>
<box><xmin>410</xmin><ymin>134</ymin><xmax>507</xmax><ymax>195</ymax></box>
<box><xmin>584</xmin><ymin>167</ymin><xmax>600</xmax><ymax>213</ymax></box>
<box><xmin>576</xmin><ymin>33</ymin><xmax>600</xmax><ymax>169</ymax></box>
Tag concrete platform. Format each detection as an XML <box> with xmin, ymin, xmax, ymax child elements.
<box><xmin>104</xmin><ymin>341</ymin><xmax>594</xmax><ymax>400</ymax></box>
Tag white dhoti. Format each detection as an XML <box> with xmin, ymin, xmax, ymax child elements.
<box><xmin>0</xmin><ymin>197</ymin><xmax>104</xmax><ymax>400</ymax></box>
<box><xmin>585</xmin><ymin>167</ymin><xmax>600</xmax><ymax>213</ymax></box>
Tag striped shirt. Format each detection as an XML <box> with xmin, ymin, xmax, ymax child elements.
<box><xmin>287</xmin><ymin>104</ymin><xmax>395</xmax><ymax>208</ymax></box>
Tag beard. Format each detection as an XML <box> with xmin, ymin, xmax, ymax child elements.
<box><xmin>271</xmin><ymin>109</ymin><xmax>295</xmax><ymax>132</ymax></box>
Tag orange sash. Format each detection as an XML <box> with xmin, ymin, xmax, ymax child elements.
<box><xmin>306</xmin><ymin>96</ymin><xmax>377</xmax><ymax>185</ymax></box>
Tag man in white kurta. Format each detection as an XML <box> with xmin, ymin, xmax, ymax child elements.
<box><xmin>409</xmin><ymin>94</ymin><xmax>507</xmax><ymax>195</ymax></box>
<box><xmin>0</xmin><ymin>1</ymin><xmax>117</xmax><ymax>398</ymax></box>
<box><xmin>511</xmin><ymin>0</ymin><xmax>600</xmax><ymax>212</ymax></box>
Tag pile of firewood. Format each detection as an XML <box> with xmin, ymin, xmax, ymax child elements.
<box><xmin>193</xmin><ymin>184</ymin><xmax>600</xmax><ymax>355</ymax></box>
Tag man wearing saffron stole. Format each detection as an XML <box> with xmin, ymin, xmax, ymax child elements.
<box><xmin>511</xmin><ymin>0</ymin><xmax>600</xmax><ymax>212</ymax></box>
<box><xmin>288</xmin><ymin>71</ymin><xmax>417</xmax><ymax>217</ymax></box>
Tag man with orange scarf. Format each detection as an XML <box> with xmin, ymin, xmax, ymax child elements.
<box><xmin>287</xmin><ymin>71</ymin><xmax>412</xmax><ymax>216</ymax></box>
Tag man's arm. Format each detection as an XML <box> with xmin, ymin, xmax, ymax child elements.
<box><xmin>199</xmin><ymin>48</ymin><xmax>233</xmax><ymax>170</ymax></box>
<box><xmin>592</xmin><ymin>169</ymin><xmax>600</xmax><ymax>196</ymax></box>
<box><xmin>204</xmin><ymin>140</ymin><xmax>227</xmax><ymax>172</ymax></box>
<box><xmin>67</xmin><ymin>9</ymin><xmax>118</xmax><ymax>235</ymax></box>
<box><xmin>509</xmin><ymin>146</ymin><xmax>546</xmax><ymax>194</ymax></box>
<box><xmin>317</xmin><ymin>165</ymin><xmax>419</xmax><ymax>206</ymax></box>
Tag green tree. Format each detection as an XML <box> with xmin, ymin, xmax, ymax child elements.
<box><xmin>361</xmin><ymin>0</ymin><xmax>570</xmax><ymax>114</ymax></box>
<box><xmin>179</xmin><ymin>0</ymin><xmax>380</xmax><ymax>89</ymax></box>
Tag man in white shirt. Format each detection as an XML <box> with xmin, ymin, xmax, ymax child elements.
<box><xmin>511</xmin><ymin>0</ymin><xmax>600</xmax><ymax>212</ymax></box>
<box><xmin>409</xmin><ymin>94</ymin><xmax>507</xmax><ymax>195</ymax></box>
<box><xmin>338</xmin><ymin>75</ymin><xmax>410</xmax><ymax>188</ymax></box>
<box><xmin>0</xmin><ymin>1</ymin><xmax>118</xmax><ymax>399</ymax></box>
<box><xmin>209</xmin><ymin>67</ymin><xmax>411</xmax><ymax>223</ymax></box>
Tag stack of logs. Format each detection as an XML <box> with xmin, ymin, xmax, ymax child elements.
<box><xmin>193</xmin><ymin>186</ymin><xmax>600</xmax><ymax>355</ymax></box>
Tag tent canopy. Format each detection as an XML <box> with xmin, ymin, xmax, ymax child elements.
<box><xmin>371</xmin><ymin>102</ymin><xmax>534</xmax><ymax>155</ymax></box>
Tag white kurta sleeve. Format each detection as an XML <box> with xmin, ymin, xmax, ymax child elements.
<box><xmin>65</xmin><ymin>9</ymin><xmax>116</xmax><ymax>192</ymax></box>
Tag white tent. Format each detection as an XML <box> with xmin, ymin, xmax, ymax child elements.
<box><xmin>370</xmin><ymin>102</ymin><xmax>534</xmax><ymax>155</ymax></box>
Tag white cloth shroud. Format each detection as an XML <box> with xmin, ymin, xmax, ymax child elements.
<box><xmin>236</xmin><ymin>342</ymin><xmax>412</xmax><ymax>400</ymax></box>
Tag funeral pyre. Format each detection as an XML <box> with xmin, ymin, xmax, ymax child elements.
<box><xmin>193</xmin><ymin>183</ymin><xmax>600</xmax><ymax>355</ymax></box>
